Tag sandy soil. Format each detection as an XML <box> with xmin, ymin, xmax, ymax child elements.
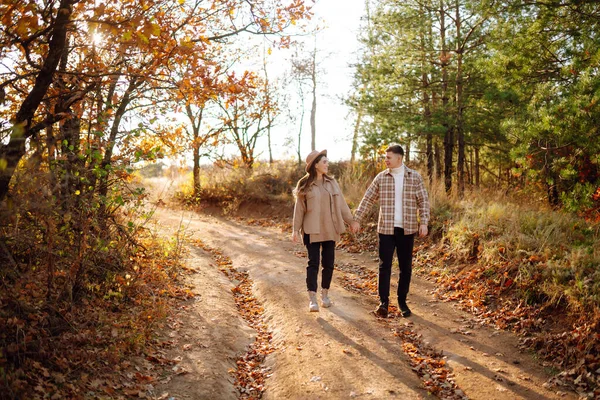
<box><xmin>143</xmin><ymin>177</ymin><xmax>575</xmax><ymax>400</ymax></box>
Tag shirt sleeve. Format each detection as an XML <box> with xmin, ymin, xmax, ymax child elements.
<box><xmin>415</xmin><ymin>173</ymin><xmax>430</xmax><ymax>226</ymax></box>
<box><xmin>354</xmin><ymin>174</ymin><xmax>380</xmax><ymax>222</ymax></box>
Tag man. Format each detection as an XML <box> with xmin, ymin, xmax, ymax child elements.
<box><xmin>354</xmin><ymin>145</ymin><xmax>430</xmax><ymax>318</ymax></box>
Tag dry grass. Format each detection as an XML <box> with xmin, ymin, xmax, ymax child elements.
<box><xmin>437</xmin><ymin>187</ymin><xmax>600</xmax><ymax>313</ymax></box>
<box><xmin>176</xmin><ymin>160</ymin><xmax>304</xmax><ymax>213</ymax></box>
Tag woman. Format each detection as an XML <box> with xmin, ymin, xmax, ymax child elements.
<box><xmin>292</xmin><ymin>150</ymin><xmax>359</xmax><ymax>312</ymax></box>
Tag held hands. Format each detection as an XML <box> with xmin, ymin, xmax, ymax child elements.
<box><xmin>350</xmin><ymin>220</ymin><xmax>360</xmax><ymax>233</ymax></box>
<box><xmin>418</xmin><ymin>224</ymin><xmax>428</xmax><ymax>237</ymax></box>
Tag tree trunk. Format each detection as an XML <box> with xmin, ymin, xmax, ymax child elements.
<box><xmin>455</xmin><ymin>0</ymin><xmax>465</xmax><ymax>198</ymax></box>
<box><xmin>420</xmin><ymin>4</ymin><xmax>433</xmax><ymax>183</ymax></box>
<box><xmin>0</xmin><ymin>0</ymin><xmax>75</xmax><ymax>202</ymax></box>
<box><xmin>186</xmin><ymin>105</ymin><xmax>204</xmax><ymax>197</ymax></box>
<box><xmin>97</xmin><ymin>80</ymin><xmax>137</xmax><ymax>199</ymax></box>
<box><xmin>46</xmin><ymin>125</ymin><xmax>58</xmax><ymax>193</ymax></box>
<box><xmin>351</xmin><ymin>110</ymin><xmax>362</xmax><ymax>164</ymax></box>
<box><xmin>440</xmin><ymin>0</ymin><xmax>453</xmax><ymax>194</ymax></box>
<box><xmin>59</xmin><ymin>115</ymin><xmax>82</xmax><ymax>209</ymax></box>
<box><xmin>475</xmin><ymin>145</ymin><xmax>480</xmax><ymax>187</ymax></box>
<box><xmin>297</xmin><ymin>95</ymin><xmax>305</xmax><ymax>165</ymax></box>
<box><xmin>193</xmin><ymin>145</ymin><xmax>201</xmax><ymax>196</ymax></box>
<box><xmin>262</xmin><ymin>44</ymin><xmax>274</xmax><ymax>164</ymax></box>
<box><xmin>310</xmin><ymin>38</ymin><xmax>317</xmax><ymax>151</ymax></box>
<box><xmin>434</xmin><ymin>138</ymin><xmax>443</xmax><ymax>179</ymax></box>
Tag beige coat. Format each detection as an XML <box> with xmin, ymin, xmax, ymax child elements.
<box><xmin>293</xmin><ymin>176</ymin><xmax>354</xmax><ymax>236</ymax></box>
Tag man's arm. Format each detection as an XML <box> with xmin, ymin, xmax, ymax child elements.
<box><xmin>354</xmin><ymin>175</ymin><xmax>380</xmax><ymax>222</ymax></box>
<box><xmin>415</xmin><ymin>173</ymin><xmax>430</xmax><ymax>236</ymax></box>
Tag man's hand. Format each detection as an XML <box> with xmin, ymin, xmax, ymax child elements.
<box><xmin>350</xmin><ymin>221</ymin><xmax>360</xmax><ymax>233</ymax></box>
<box><xmin>418</xmin><ymin>224</ymin><xmax>428</xmax><ymax>237</ymax></box>
<box><xmin>292</xmin><ymin>231</ymin><xmax>300</xmax><ymax>243</ymax></box>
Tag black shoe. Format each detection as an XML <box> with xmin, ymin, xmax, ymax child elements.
<box><xmin>399</xmin><ymin>303</ymin><xmax>412</xmax><ymax>318</ymax></box>
<box><xmin>374</xmin><ymin>303</ymin><xmax>388</xmax><ymax>318</ymax></box>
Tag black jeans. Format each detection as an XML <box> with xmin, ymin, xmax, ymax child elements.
<box><xmin>304</xmin><ymin>234</ymin><xmax>335</xmax><ymax>292</ymax></box>
<box><xmin>378</xmin><ymin>228</ymin><xmax>415</xmax><ymax>306</ymax></box>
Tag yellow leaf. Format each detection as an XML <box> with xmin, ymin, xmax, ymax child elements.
<box><xmin>0</xmin><ymin>159</ymin><xmax>6</xmax><ymax>171</ymax></box>
<box><xmin>75</xmin><ymin>190</ymin><xmax>81</xmax><ymax>195</ymax></box>
<box><xmin>137</xmin><ymin>32</ymin><xmax>149</xmax><ymax>44</ymax></box>
<box><xmin>267</xmin><ymin>47</ymin><xmax>272</xmax><ymax>55</ymax></box>
<box><xmin>178</xmin><ymin>0</ymin><xmax>185</xmax><ymax>4</ymax></box>
<box><xmin>122</xmin><ymin>31</ymin><xmax>132</xmax><ymax>41</ymax></box>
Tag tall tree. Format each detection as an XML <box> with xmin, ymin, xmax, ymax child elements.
<box><xmin>217</xmin><ymin>72</ymin><xmax>278</xmax><ymax>169</ymax></box>
<box><xmin>0</xmin><ymin>0</ymin><xmax>78</xmax><ymax>202</ymax></box>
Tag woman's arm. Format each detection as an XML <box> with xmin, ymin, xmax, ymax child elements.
<box><xmin>291</xmin><ymin>194</ymin><xmax>305</xmax><ymax>242</ymax></box>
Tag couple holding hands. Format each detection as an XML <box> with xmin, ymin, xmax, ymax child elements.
<box><xmin>292</xmin><ymin>145</ymin><xmax>430</xmax><ymax>318</ymax></box>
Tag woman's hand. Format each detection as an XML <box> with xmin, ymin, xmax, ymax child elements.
<box><xmin>292</xmin><ymin>230</ymin><xmax>300</xmax><ymax>243</ymax></box>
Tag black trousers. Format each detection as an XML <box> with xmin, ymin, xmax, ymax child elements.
<box><xmin>303</xmin><ymin>234</ymin><xmax>335</xmax><ymax>292</ymax></box>
<box><xmin>378</xmin><ymin>228</ymin><xmax>415</xmax><ymax>306</ymax></box>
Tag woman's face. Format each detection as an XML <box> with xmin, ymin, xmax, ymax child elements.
<box><xmin>314</xmin><ymin>156</ymin><xmax>329</xmax><ymax>175</ymax></box>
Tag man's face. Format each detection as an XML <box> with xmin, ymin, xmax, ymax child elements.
<box><xmin>385</xmin><ymin>151</ymin><xmax>403</xmax><ymax>169</ymax></box>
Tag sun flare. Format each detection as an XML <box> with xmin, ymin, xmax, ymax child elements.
<box><xmin>92</xmin><ymin>32</ymin><xmax>103</xmax><ymax>46</ymax></box>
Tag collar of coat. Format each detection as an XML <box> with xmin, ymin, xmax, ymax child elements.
<box><xmin>309</xmin><ymin>175</ymin><xmax>334</xmax><ymax>186</ymax></box>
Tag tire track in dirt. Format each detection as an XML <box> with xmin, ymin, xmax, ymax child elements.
<box><xmin>334</xmin><ymin>261</ymin><xmax>467</xmax><ymax>399</ymax></box>
<box><xmin>292</xmin><ymin>249</ymin><xmax>466</xmax><ymax>398</ymax></box>
<box><xmin>192</xmin><ymin>238</ymin><xmax>275</xmax><ymax>399</ymax></box>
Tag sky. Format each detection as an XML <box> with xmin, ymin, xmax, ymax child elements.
<box><xmin>164</xmin><ymin>0</ymin><xmax>368</xmax><ymax>167</ymax></box>
<box><xmin>253</xmin><ymin>0</ymin><xmax>367</xmax><ymax>162</ymax></box>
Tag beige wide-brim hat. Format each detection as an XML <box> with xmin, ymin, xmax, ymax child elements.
<box><xmin>305</xmin><ymin>149</ymin><xmax>327</xmax><ymax>172</ymax></box>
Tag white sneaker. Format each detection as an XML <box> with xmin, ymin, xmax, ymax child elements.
<box><xmin>308</xmin><ymin>291</ymin><xmax>319</xmax><ymax>312</ymax></box>
<box><xmin>321</xmin><ymin>289</ymin><xmax>332</xmax><ymax>308</ymax></box>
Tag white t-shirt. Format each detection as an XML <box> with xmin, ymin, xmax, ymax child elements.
<box><xmin>390</xmin><ymin>165</ymin><xmax>404</xmax><ymax>228</ymax></box>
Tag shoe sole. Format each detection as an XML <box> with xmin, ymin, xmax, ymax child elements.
<box><xmin>373</xmin><ymin>310</ymin><xmax>388</xmax><ymax>318</ymax></box>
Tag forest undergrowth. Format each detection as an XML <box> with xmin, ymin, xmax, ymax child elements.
<box><xmin>0</xmin><ymin>174</ymin><xmax>195</xmax><ymax>399</ymax></box>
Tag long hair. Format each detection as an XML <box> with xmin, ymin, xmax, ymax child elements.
<box><xmin>293</xmin><ymin>154</ymin><xmax>331</xmax><ymax>198</ymax></box>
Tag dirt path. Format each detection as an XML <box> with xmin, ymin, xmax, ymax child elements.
<box><xmin>137</xmin><ymin>176</ymin><xmax>574</xmax><ymax>399</ymax></box>
<box><xmin>143</xmin><ymin>198</ymin><xmax>575</xmax><ymax>400</ymax></box>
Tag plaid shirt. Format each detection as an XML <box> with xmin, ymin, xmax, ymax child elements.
<box><xmin>355</xmin><ymin>165</ymin><xmax>430</xmax><ymax>235</ymax></box>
